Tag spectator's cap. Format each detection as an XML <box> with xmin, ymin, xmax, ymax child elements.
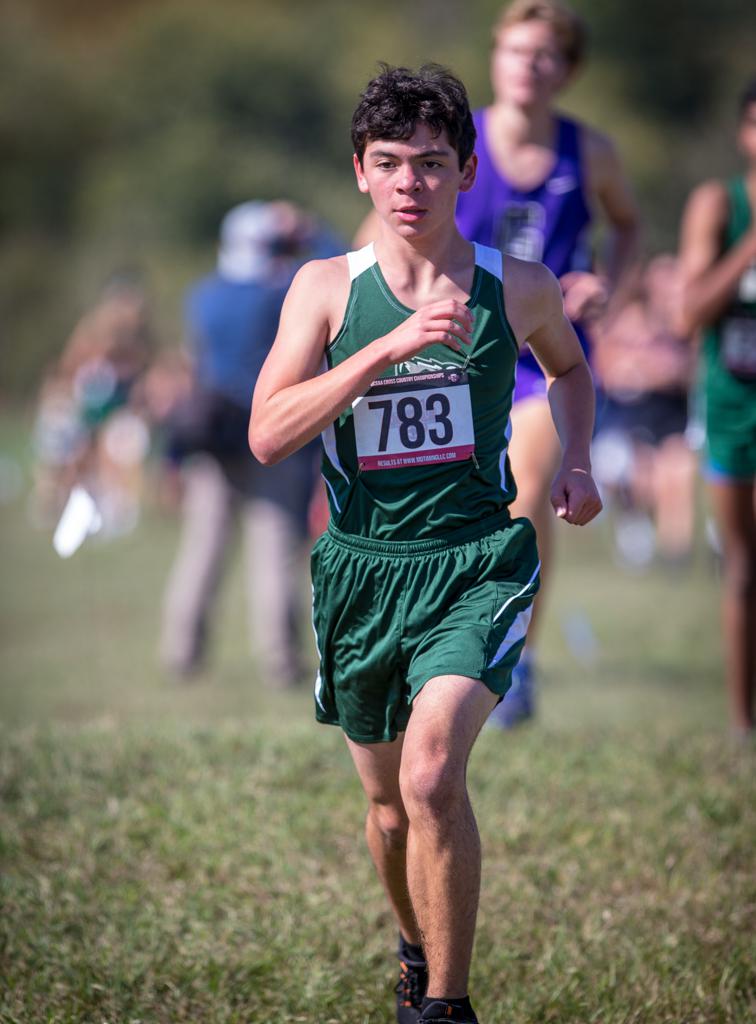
<box><xmin>217</xmin><ymin>201</ymin><xmax>287</xmax><ymax>282</ymax></box>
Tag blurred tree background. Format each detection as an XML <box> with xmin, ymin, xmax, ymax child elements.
<box><xmin>1</xmin><ymin>0</ymin><xmax>754</xmax><ymax>397</ymax></box>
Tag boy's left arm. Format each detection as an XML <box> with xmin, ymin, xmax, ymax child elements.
<box><xmin>507</xmin><ymin>259</ymin><xmax>603</xmax><ymax>526</ymax></box>
<box><xmin>546</xmin><ymin>363</ymin><xmax>603</xmax><ymax>525</ymax></box>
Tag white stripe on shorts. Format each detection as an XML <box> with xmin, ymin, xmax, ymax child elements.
<box><xmin>310</xmin><ymin>583</ymin><xmax>327</xmax><ymax>713</ymax></box>
<box><xmin>492</xmin><ymin>560</ymin><xmax>540</xmax><ymax>623</ymax></box>
<box><xmin>487</xmin><ymin>604</ymin><xmax>533</xmax><ymax>669</ymax></box>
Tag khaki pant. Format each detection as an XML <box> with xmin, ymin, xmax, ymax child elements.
<box><xmin>160</xmin><ymin>452</ymin><xmax>313</xmax><ymax>686</ymax></box>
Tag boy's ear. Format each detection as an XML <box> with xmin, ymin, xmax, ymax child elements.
<box><xmin>458</xmin><ymin>152</ymin><xmax>478</xmax><ymax>194</ymax></box>
<box><xmin>353</xmin><ymin>153</ymin><xmax>370</xmax><ymax>194</ymax></box>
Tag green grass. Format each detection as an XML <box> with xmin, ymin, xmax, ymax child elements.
<box><xmin>1</xmin><ymin>415</ymin><xmax>754</xmax><ymax>1023</ymax></box>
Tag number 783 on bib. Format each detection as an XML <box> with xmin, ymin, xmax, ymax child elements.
<box><xmin>352</xmin><ymin>370</ymin><xmax>476</xmax><ymax>471</ymax></box>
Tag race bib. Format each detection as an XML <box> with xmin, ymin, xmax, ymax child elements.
<box><xmin>721</xmin><ymin>317</ymin><xmax>756</xmax><ymax>379</ymax></box>
<box><xmin>352</xmin><ymin>370</ymin><xmax>475</xmax><ymax>471</ymax></box>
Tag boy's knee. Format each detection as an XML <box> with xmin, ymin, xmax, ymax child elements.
<box><xmin>399</xmin><ymin>753</ymin><xmax>465</xmax><ymax>822</ymax></box>
<box><xmin>369</xmin><ymin>801</ymin><xmax>409</xmax><ymax>849</ymax></box>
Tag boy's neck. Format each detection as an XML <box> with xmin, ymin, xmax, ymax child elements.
<box><xmin>373</xmin><ymin>226</ymin><xmax>475</xmax><ymax>302</ymax></box>
<box><xmin>374</xmin><ymin>223</ymin><xmax>471</xmax><ymax>272</ymax></box>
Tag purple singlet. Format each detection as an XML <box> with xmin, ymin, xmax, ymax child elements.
<box><xmin>456</xmin><ymin>110</ymin><xmax>592</xmax><ymax>402</ymax></box>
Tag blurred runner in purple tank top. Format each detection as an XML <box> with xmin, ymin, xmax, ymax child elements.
<box><xmin>457</xmin><ymin>109</ymin><xmax>592</xmax><ymax>401</ymax></box>
<box><xmin>457</xmin><ymin>0</ymin><xmax>639</xmax><ymax>727</ymax></box>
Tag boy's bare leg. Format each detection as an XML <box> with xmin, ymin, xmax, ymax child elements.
<box><xmin>399</xmin><ymin>675</ymin><xmax>498</xmax><ymax>998</ymax></box>
<box><xmin>346</xmin><ymin>733</ymin><xmax>420</xmax><ymax>945</ymax></box>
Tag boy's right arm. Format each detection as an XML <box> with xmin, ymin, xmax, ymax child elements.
<box><xmin>249</xmin><ymin>259</ymin><xmax>473</xmax><ymax>465</ymax></box>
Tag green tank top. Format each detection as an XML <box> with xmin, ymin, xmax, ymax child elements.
<box><xmin>320</xmin><ymin>242</ymin><xmax>520</xmax><ymax>540</ymax></box>
<box><xmin>702</xmin><ymin>177</ymin><xmax>756</xmax><ymax>420</ymax></box>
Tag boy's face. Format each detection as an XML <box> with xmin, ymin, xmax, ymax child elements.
<box><xmin>491</xmin><ymin>20</ymin><xmax>571</xmax><ymax>107</ymax></box>
<box><xmin>354</xmin><ymin>123</ymin><xmax>476</xmax><ymax>238</ymax></box>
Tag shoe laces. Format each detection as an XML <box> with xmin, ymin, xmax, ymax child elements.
<box><xmin>395</xmin><ymin>958</ymin><xmax>427</xmax><ymax>1009</ymax></box>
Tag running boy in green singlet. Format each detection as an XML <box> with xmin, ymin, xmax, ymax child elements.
<box><xmin>250</xmin><ymin>65</ymin><xmax>602</xmax><ymax>1024</ymax></box>
<box><xmin>678</xmin><ymin>81</ymin><xmax>756</xmax><ymax>741</ymax></box>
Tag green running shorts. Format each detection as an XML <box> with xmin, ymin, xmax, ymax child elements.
<box><xmin>310</xmin><ymin>512</ymin><xmax>540</xmax><ymax>743</ymax></box>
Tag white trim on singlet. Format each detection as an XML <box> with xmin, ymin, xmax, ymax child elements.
<box><xmin>318</xmin><ymin>355</ymin><xmax>350</xmax><ymax>494</ymax></box>
<box><xmin>347</xmin><ymin>242</ymin><xmax>377</xmax><ymax>280</ymax></box>
<box><xmin>499</xmin><ymin>417</ymin><xmax>513</xmax><ymax>494</ymax></box>
<box><xmin>473</xmin><ymin>241</ymin><xmax>503</xmax><ymax>281</ymax></box>
<box><xmin>348</xmin><ymin>240</ymin><xmax>502</xmax><ymax>284</ymax></box>
<box><xmin>349</xmin><ymin>240</ymin><xmax>502</xmax><ymax>281</ymax></box>
<box><xmin>320</xmin><ymin>471</ymin><xmax>342</xmax><ymax>513</ymax></box>
<box><xmin>321</xmin><ymin>423</ymin><xmax>349</xmax><ymax>487</ymax></box>
<box><xmin>476</xmin><ymin>243</ymin><xmax>514</xmax><ymax>496</ymax></box>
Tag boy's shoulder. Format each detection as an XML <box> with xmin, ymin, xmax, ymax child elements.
<box><xmin>287</xmin><ymin>254</ymin><xmax>350</xmax><ymax>304</ymax></box>
<box><xmin>284</xmin><ymin>255</ymin><xmax>352</xmax><ymax>335</ymax></box>
<box><xmin>294</xmin><ymin>253</ymin><xmax>349</xmax><ymax>287</ymax></box>
<box><xmin>502</xmin><ymin>255</ymin><xmax>561</xmax><ymax>340</ymax></box>
<box><xmin>502</xmin><ymin>253</ymin><xmax>556</xmax><ymax>293</ymax></box>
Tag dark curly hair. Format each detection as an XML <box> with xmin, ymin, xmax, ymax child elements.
<box><xmin>351</xmin><ymin>63</ymin><xmax>476</xmax><ymax>170</ymax></box>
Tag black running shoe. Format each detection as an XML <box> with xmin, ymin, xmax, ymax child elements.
<box><xmin>418</xmin><ymin>999</ymin><xmax>478</xmax><ymax>1023</ymax></box>
<box><xmin>395</xmin><ymin>955</ymin><xmax>428</xmax><ymax>1023</ymax></box>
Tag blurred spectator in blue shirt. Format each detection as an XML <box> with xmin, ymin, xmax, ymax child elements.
<box><xmin>159</xmin><ymin>201</ymin><xmax>343</xmax><ymax>686</ymax></box>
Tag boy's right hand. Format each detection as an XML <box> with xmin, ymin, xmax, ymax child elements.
<box><xmin>379</xmin><ymin>300</ymin><xmax>473</xmax><ymax>363</ymax></box>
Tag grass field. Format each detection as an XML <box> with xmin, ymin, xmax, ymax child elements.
<box><xmin>1</xmin><ymin>410</ymin><xmax>754</xmax><ymax>1023</ymax></box>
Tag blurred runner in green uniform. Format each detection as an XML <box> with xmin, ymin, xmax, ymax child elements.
<box><xmin>678</xmin><ymin>80</ymin><xmax>756</xmax><ymax>740</ymax></box>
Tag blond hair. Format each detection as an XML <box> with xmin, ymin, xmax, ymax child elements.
<box><xmin>494</xmin><ymin>0</ymin><xmax>587</xmax><ymax>69</ymax></box>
